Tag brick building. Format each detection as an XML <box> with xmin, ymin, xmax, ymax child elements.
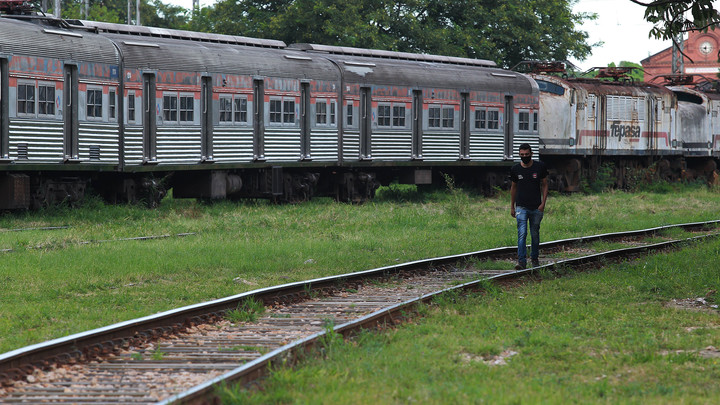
<box><xmin>641</xmin><ymin>30</ymin><xmax>720</xmax><ymax>84</ymax></box>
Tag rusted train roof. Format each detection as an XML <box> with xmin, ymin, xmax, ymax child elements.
<box><xmin>533</xmin><ymin>74</ymin><xmax>674</xmax><ymax>97</ymax></box>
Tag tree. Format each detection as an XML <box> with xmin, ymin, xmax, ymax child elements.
<box><xmin>630</xmin><ymin>0</ymin><xmax>720</xmax><ymax>40</ymax></box>
<box><xmin>39</xmin><ymin>0</ymin><xmax>190</xmax><ymax>28</ymax></box>
<box><xmin>198</xmin><ymin>0</ymin><xmax>596</xmax><ymax>68</ymax></box>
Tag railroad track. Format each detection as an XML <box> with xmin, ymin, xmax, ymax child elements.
<box><xmin>1</xmin><ymin>220</ymin><xmax>718</xmax><ymax>404</ymax></box>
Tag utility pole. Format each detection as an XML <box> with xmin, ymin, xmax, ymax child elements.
<box><xmin>672</xmin><ymin>32</ymin><xmax>685</xmax><ymax>75</ymax></box>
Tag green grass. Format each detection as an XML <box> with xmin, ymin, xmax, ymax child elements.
<box><xmin>0</xmin><ymin>185</ymin><xmax>719</xmax><ymax>356</ymax></box>
<box><xmin>223</xmin><ymin>236</ymin><xmax>720</xmax><ymax>404</ymax></box>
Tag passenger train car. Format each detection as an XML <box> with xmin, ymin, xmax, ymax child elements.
<box><xmin>530</xmin><ymin>65</ymin><xmax>719</xmax><ymax>191</ymax></box>
<box><xmin>0</xmin><ymin>14</ymin><xmax>539</xmax><ymax>209</ymax></box>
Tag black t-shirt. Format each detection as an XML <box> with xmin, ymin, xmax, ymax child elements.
<box><xmin>510</xmin><ymin>160</ymin><xmax>548</xmax><ymax>210</ymax></box>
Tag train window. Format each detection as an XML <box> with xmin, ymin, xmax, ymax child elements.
<box><xmin>518</xmin><ymin>111</ymin><xmax>530</xmax><ymax>131</ymax></box>
<box><xmin>179</xmin><ymin>96</ymin><xmax>194</xmax><ymax>123</ymax></box>
<box><xmin>378</xmin><ymin>103</ymin><xmax>406</xmax><ymax>128</ymax></box>
<box><xmin>441</xmin><ymin>107</ymin><xmax>454</xmax><ymax>128</ymax></box>
<box><xmin>346</xmin><ymin>102</ymin><xmax>353</xmax><ymax>126</ymax></box>
<box><xmin>393</xmin><ymin>105</ymin><xmax>406</xmax><ymax>127</ymax></box>
<box><xmin>127</xmin><ymin>93</ymin><xmax>136</xmax><ymax>123</ymax></box>
<box><xmin>533</xmin><ymin>111</ymin><xmax>538</xmax><ymax>131</ymax></box>
<box><xmin>269</xmin><ymin>97</ymin><xmax>295</xmax><ymax>125</ymax></box>
<box><xmin>330</xmin><ymin>101</ymin><xmax>336</xmax><ymax>125</ymax></box>
<box><xmin>475</xmin><ymin>109</ymin><xmax>486</xmax><ymax>129</ymax></box>
<box><xmin>487</xmin><ymin>110</ymin><xmax>499</xmax><ymax>129</ymax></box>
<box><xmin>536</xmin><ymin>80</ymin><xmax>565</xmax><ymax>95</ymax></box>
<box><xmin>378</xmin><ymin>104</ymin><xmax>391</xmax><ymax>127</ymax></box>
<box><xmin>38</xmin><ymin>84</ymin><xmax>55</xmax><ymax>116</ymax></box>
<box><xmin>270</xmin><ymin>99</ymin><xmax>282</xmax><ymax>123</ymax></box>
<box><xmin>163</xmin><ymin>95</ymin><xmax>178</xmax><ymax>122</ymax></box>
<box><xmin>234</xmin><ymin>97</ymin><xmax>248</xmax><ymax>123</ymax></box>
<box><xmin>219</xmin><ymin>96</ymin><xmax>232</xmax><ymax>122</ymax></box>
<box><xmin>283</xmin><ymin>100</ymin><xmax>295</xmax><ymax>123</ymax></box>
<box><xmin>17</xmin><ymin>82</ymin><xmax>35</xmax><ymax>116</ymax></box>
<box><xmin>86</xmin><ymin>88</ymin><xmax>103</xmax><ymax>119</ymax></box>
<box><xmin>587</xmin><ymin>94</ymin><xmax>596</xmax><ymax>120</ymax></box>
<box><xmin>316</xmin><ymin>101</ymin><xmax>328</xmax><ymax>124</ymax></box>
<box><xmin>428</xmin><ymin>106</ymin><xmax>441</xmax><ymax>128</ymax></box>
<box><xmin>109</xmin><ymin>90</ymin><xmax>116</xmax><ymax>120</ymax></box>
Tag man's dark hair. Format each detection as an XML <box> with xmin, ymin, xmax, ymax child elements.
<box><xmin>518</xmin><ymin>143</ymin><xmax>532</xmax><ymax>151</ymax></box>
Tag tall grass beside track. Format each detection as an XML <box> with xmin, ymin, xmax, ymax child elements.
<box><xmin>0</xmin><ymin>184</ymin><xmax>719</xmax><ymax>379</ymax></box>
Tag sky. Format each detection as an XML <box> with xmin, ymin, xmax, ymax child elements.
<box><xmin>161</xmin><ymin>0</ymin><xmax>675</xmax><ymax>71</ymax></box>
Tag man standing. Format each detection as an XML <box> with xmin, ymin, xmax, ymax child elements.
<box><xmin>510</xmin><ymin>143</ymin><xmax>548</xmax><ymax>270</ymax></box>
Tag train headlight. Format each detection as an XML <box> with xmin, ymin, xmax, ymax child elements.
<box><xmin>672</xmin><ymin>140</ymin><xmax>678</xmax><ymax>148</ymax></box>
<box><xmin>568</xmin><ymin>138</ymin><xmax>575</xmax><ymax>147</ymax></box>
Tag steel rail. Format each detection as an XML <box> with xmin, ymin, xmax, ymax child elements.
<box><xmin>0</xmin><ymin>220</ymin><xmax>718</xmax><ymax>385</ymax></box>
<box><xmin>164</xmin><ymin>230</ymin><xmax>720</xmax><ymax>404</ymax></box>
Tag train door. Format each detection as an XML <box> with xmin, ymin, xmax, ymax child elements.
<box><xmin>253</xmin><ymin>78</ymin><xmax>265</xmax><ymax>160</ymax></box>
<box><xmin>460</xmin><ymin>92</ymin><xmax>470</xmax><ymax>159</ymax></box>
<box><xmin>598</xmin><ymin>95</ymin><xmax>607</xmax><ymax>151</ymax></box>
<box><xmin>142</xmin><ymin>72</ymin><xmax>157</xmax><ymax>163</ymax></box>
<box><xmin>647</xmin><ymin>97</ymin><xmax>656</xmax><ymax>153</ymax></box>
<box><xmin>504</xmin><ymin>95</ymin><xmax>513</xmax><ymax>159</ymax></box>
<box><xmin>412</xmin><ymin>90</ymin><xmax>422</xmax><ymax>159</ymax></box>
<box><xmin>0</xmin><ymin>57</ymin><xmax>8</xmax><ymax>161</ymax></box>
<box><xmin>200</xmin><ymin>75</ymin><xmax>213</xmax><ymax>162</ymax></box>
<box><xmin>300</xmin><ymin>81</ymin><xmax>311</xmax><ymax>160</ymax></box>
<box><xmin>63</xmin><ymin>64</ymin><xmax>79</xmax><ymax>161</ymax></box>
<box><xmin>360</xmin><ymin>86</ymin><xmax>372</xmax><ymax>159</ymax></box>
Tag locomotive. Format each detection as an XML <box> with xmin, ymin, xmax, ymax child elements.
<box><xmin>526</xmin><ymin>63</ymin><xmax>719</xmax><ymax>191</ymax></box>
<box><xmin>0</xmin><ymin>10</ymin><xmax>539</xmax><ymax>209</ymax></box>
<box><xmin>0</xmin><ymin>6</ymin><xmax>717</xmax><ymax>210</ymax></box>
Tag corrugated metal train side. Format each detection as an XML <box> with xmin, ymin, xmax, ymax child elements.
<box><xmin>0</xmin><ymin>16</ymin><xmax>540</xmax><ymax>208</ymax></box>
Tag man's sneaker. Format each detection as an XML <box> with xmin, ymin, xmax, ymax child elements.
<box><xmin>514</xmin><ymin>263</ymin><xmax>526</xmax><ymax>270</ymax></box>
<box><xmin>531</xmin><ymin>259</ymin><xmax>540</xmax><ymax>267</ymax></box>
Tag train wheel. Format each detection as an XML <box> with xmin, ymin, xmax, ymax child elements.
<box><xmin>335</xmin><ymin>172</ymin><xmax>379</xmax><ymax>203</ymax></box>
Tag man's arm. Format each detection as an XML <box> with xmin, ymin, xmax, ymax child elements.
<box><xmin>538</xmin><ymin>177</ymin><xmax>549</xmax><ymax>212</ymax></box>
<box><xmin>510</xmin><ymin>181</ymin><xmax>517</xmax><ymax>218</ymax></box>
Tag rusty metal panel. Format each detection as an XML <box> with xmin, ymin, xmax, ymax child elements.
<box><xmin>103</xmin><ymin>33</ymin><xmax>339</xmax><ymax>83</ymax></box>
<box><xmin>0</xmin><ymin>19</ymin><xmax>118</xmax><ymax>65</ymax></box>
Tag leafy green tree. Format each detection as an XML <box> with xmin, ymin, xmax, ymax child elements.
<box><xmin>41</xmin><ymin>0</ymin><xmax>190</xmax><ymax>28</ymax></box>
<box><xmin>198</xmin><ymin>0</ymin><xmax>596</xmax><ymax>68</ymax></box>
<box><xmin>630</xmin><ymin>0</ymin><xmax>720</xmax><ymax>40</ymax></box>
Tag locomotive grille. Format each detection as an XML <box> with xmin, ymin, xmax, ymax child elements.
<box><xmin>89</xmin><ymin>145</ymin><xmax>101</xmax><ymax>161</ymax></box>
<box><xmin>16</xmin><ymin>144</ymin><xmax>28</xmax><ymax>160</ymax></box>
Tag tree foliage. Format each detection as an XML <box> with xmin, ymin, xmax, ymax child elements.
<box><xmin>195</xmin><ymin>0</ymin><xmax>596</xmax><ymax>68</ymax></box>
<box><xmin>631</xmin><ymin>0</ymin><xmax>720</xmax><ymax>40</ymax></box>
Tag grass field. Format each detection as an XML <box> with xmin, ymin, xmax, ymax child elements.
<box><xmin>1</xmin><ymin>184</ymin><xmax>719</xmax><ymax>402</ymax></box>
<box><xmin>228</xmin><ymin>236</ymin><xmax>720</xmax><ymax>404</ymax></box>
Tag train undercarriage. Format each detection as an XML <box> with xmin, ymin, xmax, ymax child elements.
<box><xmin>542</xmin><ymin>155</ymin><xmax>719</xmax><ymax>192</ymax></box>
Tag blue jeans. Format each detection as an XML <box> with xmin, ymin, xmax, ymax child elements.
<box><xmin>516</xmin><ymin>206</ymin><xmax>543</xmax><ymax>265</ymax></box>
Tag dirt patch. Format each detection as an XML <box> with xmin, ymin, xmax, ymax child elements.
<box><xmin>659</xmin><ymin>346</ymin><xmax>720</xmax><ymax>359</ymax></box>
<box><xmin>461</xmin><ymin>349</ymin><xmax>518</xmax><ymax>366</ymax></box>
<box><xmin>665</xmin><ymin>297</ymin><xmax>719</xmax><ymax>312</ymax></box>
